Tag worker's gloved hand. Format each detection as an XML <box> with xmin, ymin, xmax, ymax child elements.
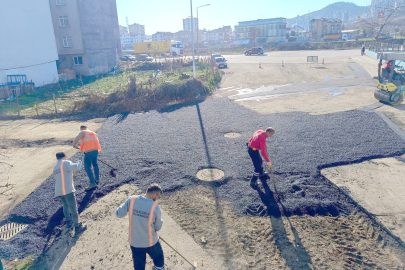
<box><xmin>267</xmin><ymin>162</ymin><xmax>273</xmax><ymax>170</ymax></box>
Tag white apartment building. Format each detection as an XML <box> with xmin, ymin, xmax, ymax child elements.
<box><xmin>0</xmin><ymin>0</ymin><xmax>59</xmax><ymax>87</ymax></box>
<box><xmin>183</xmin><ymin>17</ymin><xmax>199</xmax><ymax>31</ymax></box>
<box><xmin>152</xmin><ymin>32</ymin><xmax>173</xmax><ymax>41</ymax></box>
<box><xmin>121</xmin><ymin>34</ymin><xmax>145</xmax><ymax>50</ymax></box>
<box><xmin>129</xmin><ymin>23</ymin><xmax>145</xmax><ymax>36</ymax></box>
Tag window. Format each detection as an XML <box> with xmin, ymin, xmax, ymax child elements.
<box><xmin>56</xmin><ymin>0</ymin><xmax>66</xmax><ymax>5</ymax></box>
<box><xmin>59</xmin><ymin>16</ymin><xmax>69</xmax><ymax>27</ymax></box>
<box><xmin>331</xmin><ymin>25</ymin><xmax>335</xmax><ymax>34</ymax></box>
<box><xmin>323</xmin><ymin>25</ymin><xmax>328</xmax><ymax>35</ymax></box>
<box><xmin>62</xmin><ymin>37</ymin><xmax>73</xmax><ymax>47</ymax></box>
<box><xmin>73</xmin><ymin>56</ymin><xmax>83</xmax><ymax>65</ymax></box>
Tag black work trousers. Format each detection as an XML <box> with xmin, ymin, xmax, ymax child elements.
<box><xmin>248</xmin><ymin>147</ymin><xmax>263</xmax><ymax>182</ymax></box>
<box><xmin>131</xmin><ymin>241</ymin><xmax>165</xmax><ymax>270</ymax></box>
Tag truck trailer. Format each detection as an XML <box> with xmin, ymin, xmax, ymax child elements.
<box><xmin>133</xmin><ymin>40</ymin><xmax>184</xmax><ymax>56</ymax></box>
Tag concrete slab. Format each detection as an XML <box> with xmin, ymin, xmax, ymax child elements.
<box><xmin>322</xmin><ymin>155</ymin><xmax>405</xmax><ymax>242</ymax></box>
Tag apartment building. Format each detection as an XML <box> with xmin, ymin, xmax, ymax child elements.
<box><xmin>152</xmin><ymin>32</ymin><xmax>173</xmax><ymax>41</ymax></box>
<box><xmin>49</xmin><ymin>0</ymin><xmax>121</xmax><ymax>76</ymax></box>
<box><xmin>234</xmin><ymin>18</ymin><xmax>287</xmax><ymax>42</ymax></box>
<box><xmin>183</xmin><ymin>17</ymin><xmax>199</xmax><ymax>31</ymax></box>
<box><xmin>129</xmin><ymin>23</ymin><xmax>145</xmax><ymax>36</ymax></box>
<box><xmin>119</xmin><ymin>25</ymin><xmax>128</xmax><ymax>35</ymax></box>
<box><xmin>121</xmin><ymin>34</ymin><xmax>145</xmax><ymax>50</ymax></box>
<box><xmin>204</xmin><ymin>26</ymin><xmax>232</xmax><ymax>45</ymax></box>
<box><xmin>0</xmin><ymin>0</ymin><xmax>58</xmax><ymax>87</ymax></box>
<box><xmin>309</xmin><ymin>18</ymin><xmax>343</xmax><ymax>40</ymax></box>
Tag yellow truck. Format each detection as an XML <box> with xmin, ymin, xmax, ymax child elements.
<box><xmin>133</xmin><ymin>40</ymin><xmax>184</xmax><ymax>56</ymax></box>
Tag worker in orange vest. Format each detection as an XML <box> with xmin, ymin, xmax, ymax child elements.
<box><xmin>73</xmin><ymin>125</ymin><xmax>102</xmax><ymax>191</ymax></box>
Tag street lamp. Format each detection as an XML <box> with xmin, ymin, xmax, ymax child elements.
<box><xmin>190</xmin><ymin>0</ymin><xmax>196</xmax><ymax>78</ymax></box>
<box><xmin>197</xmin><ymin>4</ymin><xmax>210</xmax><ymax>54</ymax></box>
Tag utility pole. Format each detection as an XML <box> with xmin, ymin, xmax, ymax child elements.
<box><xmin>197</xmin><ymin>4</ymin><xmax>210</xmax><ymax>55</ymax></box>
<box><xmin>190</xmin><ymin>0</ymin><xmax>196</xmax><ymax>78</ymax></box>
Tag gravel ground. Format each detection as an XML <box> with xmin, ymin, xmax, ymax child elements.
<box><xmin>2</xmin><ymin>97</ymin><xmax>405</xmax><ymax>260</ymax></box>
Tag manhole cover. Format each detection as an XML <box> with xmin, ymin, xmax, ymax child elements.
<box><xmin>0</xmin><ymin>223</ymin><xmax>28</xmax><ymax>241</ymax></box>
<box><xmin>196</xmin><ymin>169</ymin><xmax>225</xmax><ymax>182</ymax></box>
<box><xmin>224</xmin><ymin>132</ymin><xmax>241</xmax><ymax>138</ymax></box>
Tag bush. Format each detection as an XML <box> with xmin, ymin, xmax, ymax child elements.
<box><xmin>74</xmin><ymin>77</ymin><xmax>212</xmax><ymax>114</ymax></box>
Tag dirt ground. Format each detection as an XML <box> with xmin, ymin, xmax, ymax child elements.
<box><xmin>29</xmin><ymin>184</ymin><xmax>219</xmax><ymax>270</ymax></box>
<box><xmin>322</xmin><ymin>155</ymin><xmax>405</xmax><ymax>243</ymax></box>
<box><xmin>160</xmin><ymin>185</ymin><xmax>405</xmax><ymax>269</ymax></box>
<box><xmin>0</xmin><ymin>118</ymin><xmax>104</xmax><ymax>219</ymax></box>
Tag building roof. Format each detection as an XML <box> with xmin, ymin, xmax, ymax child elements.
<box><xmin>310</xmin><ymin>18</ymin><xmax>342</xmax><ymax>23</ymax></box>
<box><xmin>237</xmin><ymin>18</ymin><xmax>286</xmax><ymax>26</ymax></box>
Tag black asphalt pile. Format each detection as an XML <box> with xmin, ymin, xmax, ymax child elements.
<box><xmin>2</xmin><ymin>98</ymin><xmax>405</xmax><ymax>259</ymax></box>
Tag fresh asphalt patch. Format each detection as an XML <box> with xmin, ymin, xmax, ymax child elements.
<box><xmin>2</xmin><ymin>98</ymin><xmax>405</xmax><ymax>259</ymax></box>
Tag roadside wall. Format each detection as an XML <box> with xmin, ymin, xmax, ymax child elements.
<box><xmin>0</xmin><ymin>0</ymin><xmax>59</xmax><ymax>87</ymax></box>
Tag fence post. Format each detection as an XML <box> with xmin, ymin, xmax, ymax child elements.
<box><xmin>53</xmin><ymin>93</ymin><xmax>58</xmax><ymax>114</ymax></box>
<box><xmin>35</xmin><ymin>100</ymin><xmax>39</xmax><ymax>116</ymax></box>
<box><xmin>16</xmin><ymin>92</ymin><xmax>20</xmax><ymax>116</ymax></box>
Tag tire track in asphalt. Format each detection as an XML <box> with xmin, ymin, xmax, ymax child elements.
<box><xmin>1</xmin><ymin>98</ymin><xmax>405</xmax><ymax>260</ymax></box>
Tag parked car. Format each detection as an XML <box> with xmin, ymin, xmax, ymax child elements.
<box><xmin>244</xmin><ymin>47</ymin><xmax>264</xmax><ymax>55</ymax></box>
<box><xmin>136</xmin><ymin>54</ymin><xmax>153</xmax><ymax>61</ymax></box>
<box><xmin>211</xmin><ymin>53</ymin><xmax>222</xmax><ymax>60</ymax></box>
<box><xmin>120</xmin><ymin>55</ymin><xmax>136</xmax><ymax>61</ymax></box>
<box><xmin>215</xmin><ymin>57</ymin><xmax>228</xmax><ymax>68</ymax></box>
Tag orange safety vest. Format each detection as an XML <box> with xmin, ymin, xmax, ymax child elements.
<box><xmin>128</xmin><ymin>196</ymin><xmax>159</xmax><ymax>247</ymax></box>
<box><xmin>80</xmin><ymin>130</ymin><xmax>102</xmax><ymax>152</ymax></box>
<box><xmin>60</xmin><ymin>160</ymin><xmax>67</xmax><ymax>196</ymax></box>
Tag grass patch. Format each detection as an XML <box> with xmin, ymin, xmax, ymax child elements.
<box><xmin>1</xmin><ymin>56</ymin><xmax>221</xmax><ymax>117</ymax></box>
<box><xmin>3</xmin><ymin>255</ymin><xmax>35</xmax><ymax>270</ymax></box>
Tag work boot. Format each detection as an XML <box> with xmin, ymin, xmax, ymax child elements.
<box><xmin>85</xmin><ymin>183</ymin><xmax>97</xmax><ymax>191</ymax></box>
<box><xmin>75</xmin><ymin>222</ymin><xmax>87</xmax><ymax>233</ymax></box>
<box><xmin>250</xmin><ymin>180</ymin><xmax>258</xmax><ymax>189</ymax></box>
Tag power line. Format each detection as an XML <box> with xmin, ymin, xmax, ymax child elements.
<box><xmin>0</xmin><ymin>60</ymin><xmax>57</xmax><ymax>71</ymax></box>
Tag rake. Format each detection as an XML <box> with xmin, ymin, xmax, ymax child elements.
<box><xmin>160</xmin><ymin>236</ymin><xmax>198</xmax><ymax>270</ymax></box>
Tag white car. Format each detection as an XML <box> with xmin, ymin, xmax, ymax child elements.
<box><xmin>215</xmin><ymin>57</ymin><xmax>227</xmax><ymax>68</ymax></box>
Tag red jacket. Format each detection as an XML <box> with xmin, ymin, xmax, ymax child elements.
<box><xmin>248</xmin><ymin>130</ymin><xmax>270</xmax><ymax>162</ymax></box>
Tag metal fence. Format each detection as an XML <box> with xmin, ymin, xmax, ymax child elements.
<box><xmin>369</xmin><ymin>42</ymin><xmax>405</xmax><ymax>53</ymax></box>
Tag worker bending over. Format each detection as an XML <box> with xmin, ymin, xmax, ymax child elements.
<box><xmin>247</xmin><ymin>127</ymin><xmax>275</xmax><ymax>188</ymax></box>
<box><xmin>54</xmin><ymin>152</ymin><xmax>86</xmax><ymax>237</ymax></box>
<box><xmin>73</xmin><ymin>125</ymin><xmax>101</xmax><ymax>191</ymax></box>
<box><xmin>116</xmin><ymin>184</ymin><xmax>165</xmax><ymax>270</ymax></box>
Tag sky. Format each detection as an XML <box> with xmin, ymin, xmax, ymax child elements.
<box><xmin>116</xmin><ymin>0</ymin><xmax>372</xmax><ymax>35</ymax></box>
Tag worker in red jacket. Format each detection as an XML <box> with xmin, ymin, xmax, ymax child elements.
<box><xmin>247</xmin><ymin>127</ymin><xmax>275</xmax><ymax>188</ymax></box>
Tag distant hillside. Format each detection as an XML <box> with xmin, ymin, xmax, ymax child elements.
<box><xmin>287</xmin><ymin>2</ymin><xmax>370</xmax><ymax>30</ymax></box>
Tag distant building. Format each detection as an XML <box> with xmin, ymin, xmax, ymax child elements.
<box><xmin>371</xmin><ymin>0</ymin><xmax>397</xmax><ymax>18</ymax></box>
<box><xmin>204</xmin><ymin>26</ymin><xmax>232</xmax><ymax>45</ymax></box>
<box><xmin>234</xmin><ymin>18</ymin><xmax>287</xmax><ymax>43</ymax></box>
<box><xmin>119</xmin><ymin>25</ymin><xmax>128</xmax><ymax>35</ymax></box>
<box><xmin>173</xmin><ymin>30</ymin><xmax>198</xmax><ymax>45</ymax></box>
<box><xmin>0</xmin><ymin>0</ymin><xmax>58</xmax><ymax>87</ymax></box>
<box><xmin>129</xmin><ymin>23</ymin><xmax>145</xmax><ymax>36</ymax></box>
<box><xmin>49</xmin><ymin>0</ymin><xmax>122</xmax><ymax>76</ymax></box>
<box><xmin>309</xmin><ymin>18</ymin><xmax>343</xmax><ymax>40</ymax></box>
<box><xmin>121</xmin><ymin>34</ymin><xmax>145</xmax><ymax>50</ymax></box>
<box><xmin>152</xmin><ymin>32</ymin><xmax>173</xmax><ymax>41</ymax></box>
<box><xmin>183</xmin><ymin>17</ymin><xmax>199</xmax><ymax>31</ymax></box>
